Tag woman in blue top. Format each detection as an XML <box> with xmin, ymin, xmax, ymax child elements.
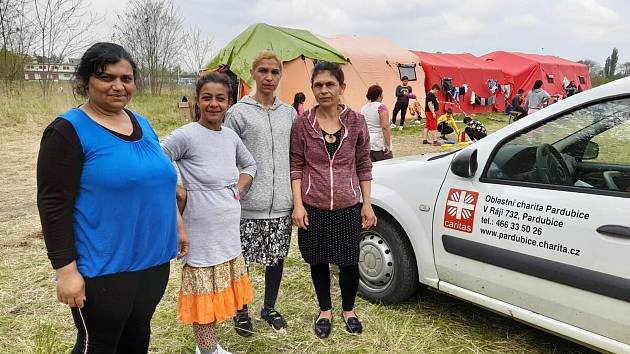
<box><xmin>36</xmin><ymin>42</ymin><xmax>188</xmax><ymax>354</ymax></box>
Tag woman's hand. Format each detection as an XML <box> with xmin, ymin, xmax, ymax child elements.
<box><xmin>361</xmin><ymin>204</ymin><xmax>377</xmax><ymax>230</ymax></box>
<box><xmin>56</xmin><ymin>262</ymin><xmax>85</xmax><ymax>308</ymax></box>
<box><xmin>292</xmin><ymin>203</ymin><xmax>309</xmax><ymax>230</ymax></box>
<box><xmin>177</xmin><ymin>226</ymin><xmax>189</xmax><ymax>259</ymax></box>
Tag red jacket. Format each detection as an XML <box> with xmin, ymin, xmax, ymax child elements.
<box><xmin>290</xmin><ymin>105</ymin><xmax>372</xmax><ymax>211</ymax></box>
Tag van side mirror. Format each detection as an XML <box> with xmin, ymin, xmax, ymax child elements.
<box><xmin>583</xmin><ymin>141</ymin><xmax>599</xmax><ymax>160</ymax></box>
<box><xmin>451</xmin><ymin>148</ymin><xmax>478</xmax><ymax>178</ymax></box>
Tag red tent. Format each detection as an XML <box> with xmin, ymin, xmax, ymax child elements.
<box><xmin>412</xmin><ymin>51</ymin><xmax>509</xmax><ymax>115</ymax></box>
<box><xmin>479</xmin><ymin>51</ymin><xmax>591</xmax><ymax>98</ymax></box>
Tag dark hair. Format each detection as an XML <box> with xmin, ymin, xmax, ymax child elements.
<box><xmin>292</xmin><ymin>92</ymin><xmax>306</xmax><ymax>111</ymax></box>
<box><xmin>446</xmin><ymin>107</ymin><xmax>453</xmax><ymax>114</ymax></box>
<box><xmin>463</xmin><ymin>116</ymin><xmax>472</xmax><ymax>124</ymax></box>
<box><xmin>366</xmin><ymin>85</ymin><xmax>383</xmax><ymax>102</ymax></box>
<box><xmin>517</xmin><ymin>88</ymin><xmax>525</xmax><ymax>94</ymax></box>
<box><xmin>401</xmin><ymin>76</ymin><xmax>409</xmax><ymax>81</ymax></box>
<box><xmin>431</xmin><ymin>84</ymin><xmax>440</xmax><ymax>91</ymax></box>
<box><xmin>74</xmin><ymin>42</ymin><xmax>137</xmax><ymax>97</ymax></box>
<box><xmin>533</xmin><ymin>79</ymin><xmax>543</xmax><ymax>90</ymax></box>
<box><xmin>311</xmin><ymin>61</ymin><xmax>344</xmax><ymax>86</ymax></box>
<box><xmin>193</xmin><ymin>72</ymin><xmax>233</xmax><ymax>121</ymax></box>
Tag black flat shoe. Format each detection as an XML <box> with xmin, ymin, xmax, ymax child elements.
<box><xmin>342</xmin><ymin>315</ymin><xmax>363</xmax><ymax>335</ymax></box>
<box><xmin>313</xmin><ymin>317</ymin><xmax>332</xmax><ymax>338</ymax></box>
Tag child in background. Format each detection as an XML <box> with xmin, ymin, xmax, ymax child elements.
<box><xmin>437</xmin><ymin>108</ymin><xmax>460</xmax><ymax>141</ymax></box>
<box><xmin>463</xmin><ymin>116</ymin><xmax>487</xmax><ymax>141</ymax></box>
<box><xmin>293</xmin><ymin>92</ymin><xmax>306</xmax><ymax>115</ymax></box>
<box><xmin>162</xmin><ymin>72</ymin><xmax>256</xmax><ymax>354</ymax></box>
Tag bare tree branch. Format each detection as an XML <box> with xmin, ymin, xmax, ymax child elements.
<box><xmin>115</xmin><ymin>0</ymin><xmax>186</xmax><ymax>95</ymax></box>
<box><xmin>182</xmin><ymin>25</ymin><xmax>214</xmax><ymax>74</ymax></box>
<box><xmin>31</xmin><ymin>0</ymin><xmax>103</xmax><ymax>96</ymax></box>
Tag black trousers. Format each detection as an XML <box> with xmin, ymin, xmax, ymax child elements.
<box><xmin>391</xmin><ymin>101</ymin><xmax>409</xmax><ymax>126</ymax></box>
<box><xmin>70</xmin><ymin>262</ymin><xmax>170</xmax><ymax>354</ymax></box>
<box><xmin>465</xmin><ymin>127</ymin><xmax>487</xmax><ymax>141</ymax></box>
<box><xmin>437</xmin><ymin>122</ymin><xmax>454</xmax><ymax>135</ymax></box>
<box><xmin>310</xmin><ymin>263</ymin><xmax>360</xmax><ymax>312</ymax></box>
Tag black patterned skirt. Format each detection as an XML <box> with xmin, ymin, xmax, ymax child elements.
<box><xmin>240</xmin><ymin>216</ymin><xmax>292</xmax><ymax>266</ymax></box>
<box><xmin>298</xmin><ymin>203</ymin><xmax>362</xmax><ymax>266</ymax></box>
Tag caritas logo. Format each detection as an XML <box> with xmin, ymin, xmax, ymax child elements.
<box><xmin>443</xmin><ymin>188</ymin><xmax>479</xmax><ymax>233</ymax></box>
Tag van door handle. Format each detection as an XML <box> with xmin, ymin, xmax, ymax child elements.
<box><xmin>596</xmin><ymin>225</ymin><xmax>630</xmax><ymax>239</ymax></box>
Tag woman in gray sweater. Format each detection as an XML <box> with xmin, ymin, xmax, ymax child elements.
<box><xmin>223</xmin><ymin>51</ymin><xmax>297</xmax><ymax>335</ymax></box>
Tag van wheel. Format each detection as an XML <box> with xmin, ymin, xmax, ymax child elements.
<box><xmin>358</xmin><ymin>214</ymin><xmax>419</xmax><ymax>304</ymax></box>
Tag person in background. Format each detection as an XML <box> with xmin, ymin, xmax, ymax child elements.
<box><xmin>463</xmin><ymin>116</ymin><xmax>487</xmax><ymax>141</ymax></box>
<box><xmin>36</xmin><ymin>42</ymin><xmax>187</xmax><ymax>353</ymax></box>
<box><xmin>292</xmin><ymin>92</ymin><xmax>306</xmax><ymax>115</ymax></box>
<box><xmin>361</xmin><ymin>84</ymin><xmax>392</xmax><ymax>161</ymax></box>
<box><xmin>511</xmin><ymin>89</ymin><xmax>528</xmax><ymax>119</ymax></box>
<box><xmin>290</xmin><ymin>61</ymin><xmax>376</xmax><ymax>339</ymax></box>
<box><xmin>565</xmin><ymin>80</ymin><xmax>578</xmax><ymax>97</ymax></box>
<box><xmin>391</xmin><ymin>76</ymin><xmax>414</xmax><ymax>131</ymax></box>
<box><xmin>526</xmin><ymin>79</ymin><xmax>551</xmax><ymax>114</ymax></box>
<box><xmin>422</xmin><ymin>84</ymin><xmax>441</xmax><ymax>146</ymax></box>
<box><xmin>437</xmin><ymin>107</ymin><xmax>460</xmax><ymax>141</ymax></box>
<box><xmin>223</xmin><ymin>51</ymin><xmax>297</xmax><ymax>335</ymax></box>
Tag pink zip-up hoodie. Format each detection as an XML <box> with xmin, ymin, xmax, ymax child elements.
<box><xmin>290</xmin><ymin>104</ymin><xmax>372</xmax><ymax>211</ymax></box>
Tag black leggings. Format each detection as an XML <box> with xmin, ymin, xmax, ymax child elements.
<box><xmin>70</xmin><ymin>262</ymin><xmax>170</xmax><ymax>354</ymax></box>
<box><xmin>263</xmin><ymin>259</ymin><xmax>284</xmax><ymax>309</ymax></box>
<box><xmin>310</xmin><ymin>263</ymin><xmax>360</xmax><ymax>312</ymax></box>
<box><xmin>391</xmin><ymin>101</ymin><xmax>409</xmax><ymax>126</ymax></box>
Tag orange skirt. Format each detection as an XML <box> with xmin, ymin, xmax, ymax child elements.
<box><xmin>178</xmin><ymin>255</ymin><xmax>253</xmax><ymax>324</ymax></box>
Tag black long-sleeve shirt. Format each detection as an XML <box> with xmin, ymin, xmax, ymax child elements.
<box><xmin>395</xmin><ymin>85</ymin><xmax>412</xmax><ymax>104</ymax></box>
<box><xmin>36</xmin><ymin>112</ymin><xmax>141</xmax><ymax>269</ymax></box>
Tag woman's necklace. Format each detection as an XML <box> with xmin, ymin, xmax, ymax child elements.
<box><xmin>324</xmin><ymin>131</ymin><xmax>337</xmax><ymax>144</ymax></box>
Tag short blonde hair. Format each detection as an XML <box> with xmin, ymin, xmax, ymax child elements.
<box><xmin>252</xmin><ymin>51</ymin><xmax>283</xmax><ymax>71</ymax></box>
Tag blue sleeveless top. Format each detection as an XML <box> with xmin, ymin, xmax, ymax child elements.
<box><xmin>60</xmin><ymin>108</ymin><xmax>178</xmax><ymax>278</ymax></box>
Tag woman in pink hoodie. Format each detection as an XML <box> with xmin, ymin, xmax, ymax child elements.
<box><xmin>290</xmin><ymin>61</ymin><xmax>376</xmax><ymax>339</ymax></box>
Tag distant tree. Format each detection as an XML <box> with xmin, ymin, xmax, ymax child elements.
<box><xmin>620</xmin><ymin>62</ymin><xmax>630</xmax><ymax>77</ymax></box>
<box><xmin>115</xmin><ymin>0</ymin><xmax>186</xmax><ymax>95</ymax></box>
<box><xmin>577</xmin><ymin>59</ymin><xmax>600</xmax><ymax>77</ymax></box>
<box><xmin>604</xmin><ymin>47</ymin><xmax>619</xmax><ymax>78</ymax></box>
<box><xmin>32</xmin><ymin>0</ymin><xmax>101</xmax><ymax>96</ymax></box>
<box><xmin>182</xmin><ymin>25</ymin><xmax>214</xmax><ymax>74</ymax></box>
<box><xmin>0</xmin><ymin>0</ymin><xmax>34</xmax><ymax>90</ymax></box>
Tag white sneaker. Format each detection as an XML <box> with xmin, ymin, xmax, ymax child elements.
<box><xmin>398</xmin><ymin>126</ymin><xmax>403</xmax><ymax>131</ymax></box>
<box><xmin>390</xmin><ymin>123</ymin><xmax>396</xmax><ymax>129</ymax></box>
<box><xmin>196</xmin><ymin>345</ymin><xmax>233</xmax><ymax>354</ymax></box>
<box><xmin>216</xmin><ymin>344</ymin><xmax>232</xmax><ymax>354</ymax></box>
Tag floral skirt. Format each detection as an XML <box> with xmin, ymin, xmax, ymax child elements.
<box><xmin>178</xmin><ymin>255</ymin><xmax>253</xmax><ymax>324</ymax></box>
<box><xmin>240</xmin><ymin>216</ymin><xmax>292</xmax><ymax>266</ymax></box>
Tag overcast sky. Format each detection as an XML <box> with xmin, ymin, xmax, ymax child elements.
<box><xmin>85</xmin><ymin>0</ymin><xmax>629</xmax><ymax>67</ymax></box>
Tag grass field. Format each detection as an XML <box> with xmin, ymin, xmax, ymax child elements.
<box><xmin>0</xmin><ymin>85</ymin><xmax>596</xmax><ymax>353</ymax></box>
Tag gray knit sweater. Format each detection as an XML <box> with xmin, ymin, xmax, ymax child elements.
<box><xmin>224</xmin><ymin>95</ymin><xmax>297</xmax><ymax>219</ymax></box>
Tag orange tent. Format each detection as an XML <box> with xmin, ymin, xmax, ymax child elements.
<box><xmin>318</xmin><ymin>35</ymin><xmax>425</xmax><ymax>116</ymax></box>
<box><xmin>205</xmin><ymin>24</ymin><xmax>425</xmax><ymax>117</ymax></box>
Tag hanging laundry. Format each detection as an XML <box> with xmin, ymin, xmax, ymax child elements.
<box><xmin>442</xmin><ymin>77</ymin><xmax>454</xmax><ymax>102</ymax></box>
<box><xmin>470</xmin><ymin>91</ymin><xmax>476</xmax><ymax>105</ymax></box>
<box><xmin>487</xmin><ymin>95</ymin><xmax>496</xmax><ymax>105</ymax></box>
<box><xmin>462</xmin><ymin>84</ymin><xmax>468</xmax><ymax>94</ymax></box>
<box><xmin>459</xmin><ymin>86</ymin><xmax>466</xmax><ymax>96</ymax></box>
<box><xmin>503</xmin><ymin>84</ymin><xmax>511</xmax><ymax>99</ymax></box>
<box><xmin>488</xmin><ymin>79</ymin><xmax>498</xmax><ymax>94</ymax></box>
<box><xmin>452</xmin><ymin>87</ymin><xmax>460</xmax><ymax>102</ymax></box>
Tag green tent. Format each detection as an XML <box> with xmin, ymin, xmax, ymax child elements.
<box><xmin>205</xmin><ymin>23</ymin><xmax>346</xmax><ymax>87</ymax></box>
